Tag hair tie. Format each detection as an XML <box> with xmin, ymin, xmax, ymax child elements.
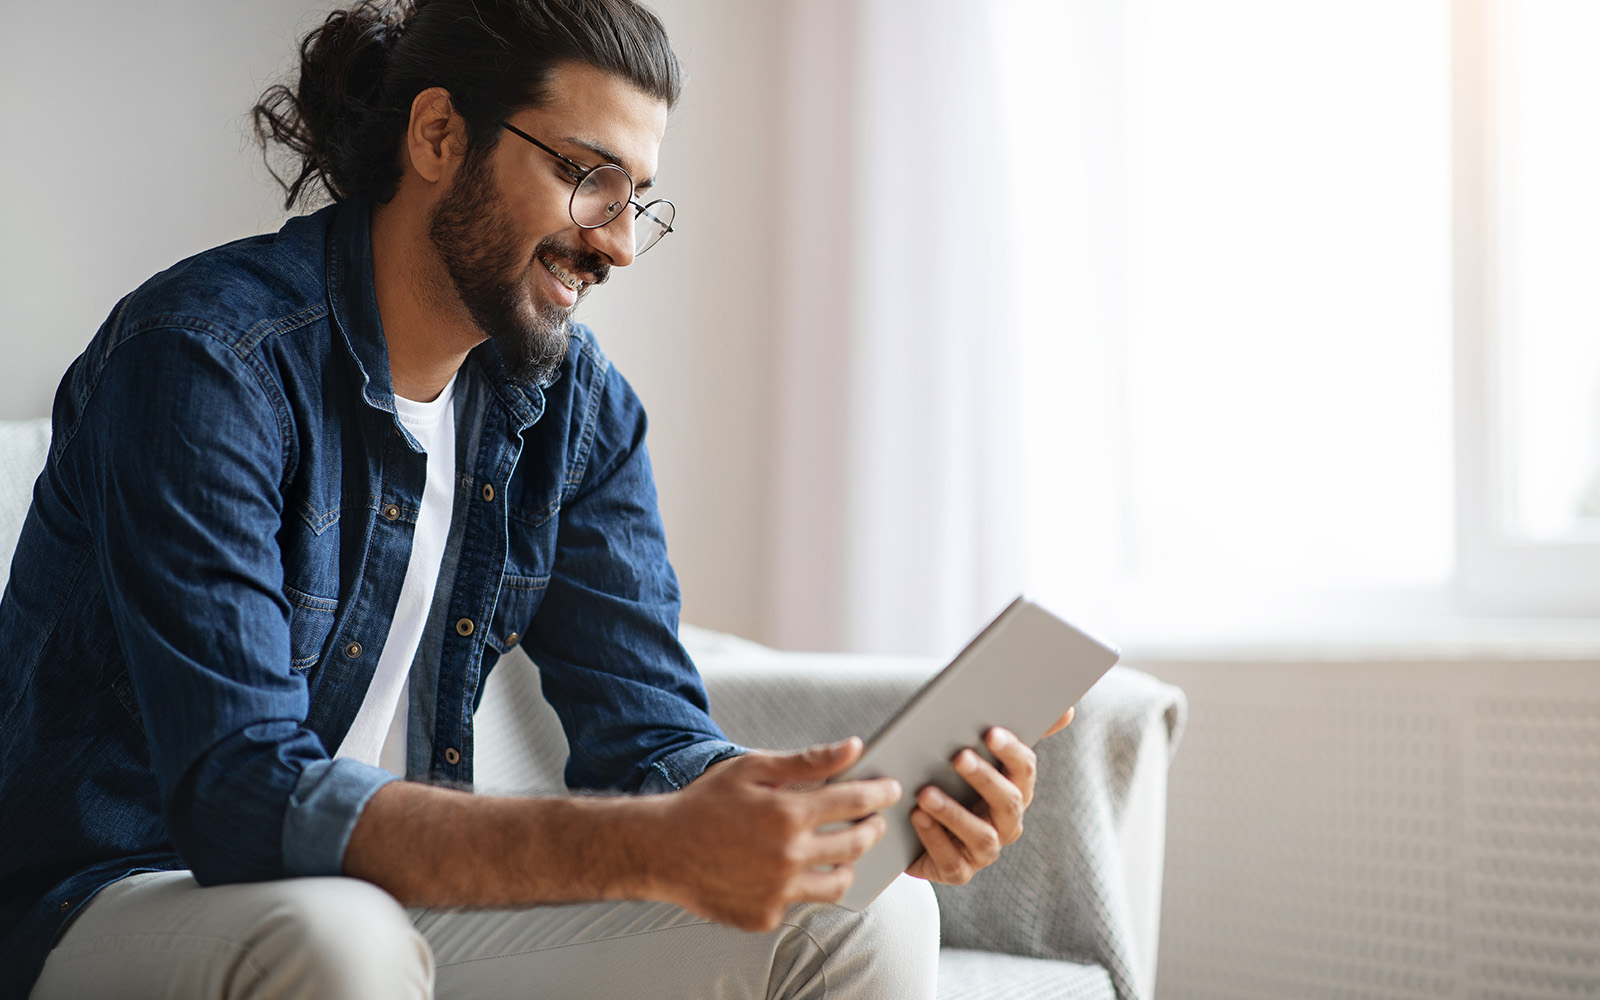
<box><xmin>361</xmin><ymin>17</ymin><xmax>405</xmax><ymax>53</ymax></box>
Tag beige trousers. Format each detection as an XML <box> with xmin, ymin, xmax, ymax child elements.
<box><xmin>29</xmin><ymin>870</ymin><xmax>940</xmax><ymax>1000</ymax></box>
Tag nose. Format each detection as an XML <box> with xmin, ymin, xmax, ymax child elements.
<box><xmin>581</xmin><ymin>209</ymin><xmax>636</xmax><ymax>269</ymax></box>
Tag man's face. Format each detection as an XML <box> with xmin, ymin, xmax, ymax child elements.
<box><xmin>427</xmin><ymin>62</ymin><xmax>669</xmax><ymax>384</ymax></box>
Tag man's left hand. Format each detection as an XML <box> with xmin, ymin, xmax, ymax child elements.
<box><xmin>904</xmin><ymin>706</ymin><xmax>1074</xmax><ymax>885</ymax></box>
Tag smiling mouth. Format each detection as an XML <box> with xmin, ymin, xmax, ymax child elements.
<box><xmin>541</xmin><ymin>256</ymin><xmax>587</xmax><ymax>292</ymax></box>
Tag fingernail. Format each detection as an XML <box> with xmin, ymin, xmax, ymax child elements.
<box><xmin>922</xmin><ymin>787</ymin><xmax>946</xmax><ymax>807</ymax></box>
<box><xmin>955</xmin><ymin>751</ymin><xmax>977</xmax><ymax>772</ymax></box>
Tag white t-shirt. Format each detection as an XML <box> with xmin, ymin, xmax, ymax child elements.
<box><xmin>335</xmin><ymin>374</ymin><xmax>459</xmax><ymax>775</ymax></box>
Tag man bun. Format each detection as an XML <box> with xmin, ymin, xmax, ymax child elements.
<box><xmin>253</xmin><ymin>1</ymin><xmax>412</xmax><ymax>209</ymax></box>
<box><xmin>252</xmin><ymin>0</ymin><xmax>683</xmax><ymax>211</ymax></box>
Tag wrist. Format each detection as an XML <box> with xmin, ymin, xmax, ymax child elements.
<box><xmin>549</xmin><ymin>792</ymin><xmax>679</xmax><ymax>905</ymax></box>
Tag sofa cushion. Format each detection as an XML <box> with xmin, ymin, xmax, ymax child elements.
<box><xmin>938</xmin><ymin>949</ymin><xmax>1114</xmax><ymax>1000</ymax></box>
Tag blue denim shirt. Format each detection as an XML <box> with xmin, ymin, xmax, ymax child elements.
<box><xmin>0</xmin><ymin>200</ymin><xmax>741</xmax><ymax>996</ymax></box>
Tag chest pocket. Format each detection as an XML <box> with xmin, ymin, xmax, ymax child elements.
<box><xmin>284</xmin><ymin>585</ymin><xmax>339</xmax><ymax>670</ymax></box>
<box><xmin>488</xmin><ymin>574</ymin><xmax>547</xmax><ymax>654</ymax></box>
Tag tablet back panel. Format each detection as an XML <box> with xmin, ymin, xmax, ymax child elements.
<box><xmin>832</xmin><ymin>597</ymin><xmax>1120</xmax><ymax>910</ymax></box>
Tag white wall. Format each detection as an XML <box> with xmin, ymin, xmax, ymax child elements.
<box><xmin>0</xmin><ymin>0</ymin><xmax>784</xmax><ymax>639</ymax></box>
<box><xmin>0</xmin><ymin>0</ymin><xmax>321</xmax><ymax>418</ymax></box>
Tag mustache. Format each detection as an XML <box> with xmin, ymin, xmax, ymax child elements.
<box><xmin>534</xmin><ymin>238</ymin><xmax>611</xmax><ymax>287</ymax></box>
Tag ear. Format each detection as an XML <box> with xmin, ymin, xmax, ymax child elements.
<box><xmin>405</xmin><ymin>86</ymin><xmax>467</xmax><ymax>185</ymax></box>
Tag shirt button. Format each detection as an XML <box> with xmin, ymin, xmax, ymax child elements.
<box><xmin>481</xmin><ymin>483</ymin><xmax>495</xmax><ymax>502</ymax></box>
<box><xmin>455</xmin><ymin>618</ymin><xmax>475</xmax><ymax>636</ymax></box>
<box><xmin>57</xmin><ymin>900</ymin><xmax>71</xmax><ymax>913</ymax></box>
<box><xmin>382</xmin><ymin>504</ymin><xmax>401</xmax><ymax>521</ymax></box>
<box><xmin>504</xmin><ymin>632</ymin><xmax>520</xmax><ymax>647</ymax></box>
<box><xmin>344</xmin><ymin>641</ymin><xmax>363</xmax><ymax>658</ymax></box>
<box><xmin>444</xmin><ymin>747</ymin><xmax>461</xmax><ymax>765</ymax></box>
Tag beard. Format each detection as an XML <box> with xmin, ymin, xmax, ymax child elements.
<box><xmin>426</xmin><ymin>144</ymin><xmax>609</xmax><ymax>386</ymax></box>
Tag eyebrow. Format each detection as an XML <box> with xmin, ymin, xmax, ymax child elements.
<box><xmin>562</xmin><ymin>136</ymin><xmax>657</xmax><ymax>191</ymax></box>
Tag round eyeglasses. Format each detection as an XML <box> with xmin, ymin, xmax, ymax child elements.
<box><xmin>498</xmin><ymin>121</ymin><xmax>676</xmax><ymax>256</ymax></box>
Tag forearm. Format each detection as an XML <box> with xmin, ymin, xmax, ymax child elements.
<box><xmin>343</xmin><ymin>780</ymin><xmax>671</xmax><ymax>908</ymax></box>
<box><xmin>342</xmin><ymin>742</ymin><xmax>900</xmax><ymax>931</ymax></box>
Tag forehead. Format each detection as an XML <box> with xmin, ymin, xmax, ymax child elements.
<box><xmin>508</xmin><ymin>61</ymin><xmax>669</xmax><ymax>180</ymax></box>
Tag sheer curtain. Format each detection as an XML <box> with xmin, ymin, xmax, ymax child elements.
<box><xmin>764</xmin><ymin>0</ymin><xmax>1454</xmax><ymax>653</ymax></box>
<box><xmin>766</xmin><ymin>0</ymin><xmax>1025</xmax><ymax>655</ymax></box>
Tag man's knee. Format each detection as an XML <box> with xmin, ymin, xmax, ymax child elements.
<box><xmin>851</xmin><ymin>874</ymin><xmax>941</xmax><ymax>967</ymax></box>
<box><xmin>248</xmin><ymin>878</ymin><xmax>433</xmax><ymax>1000</ymax></box>
<box><xmin>775</xmin><ymin>875</ymin><xmax>941</xmax><ymax>1000</ymax></box>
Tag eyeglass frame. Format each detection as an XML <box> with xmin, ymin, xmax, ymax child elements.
<box><xmin>497</xmin><ymin>120</ymin><xmax>676</xmax><ymax>255</ymax></box>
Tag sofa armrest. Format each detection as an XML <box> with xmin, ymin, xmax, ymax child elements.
<box><xmin>686</xmin><ymin>632</ymin><xmax>1185</xmax><ymax>1000</ymax></box>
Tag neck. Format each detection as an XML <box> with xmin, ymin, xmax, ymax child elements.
<box><xmin>370</xmin><ymin>195</ymin><xmax>484</xmax><ymax>402</ymax></box>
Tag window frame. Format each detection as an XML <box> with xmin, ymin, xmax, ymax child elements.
<box><xmin>1452</xmin><ymin>0</ymin><xmax>1600</xmax><ymax>615</ymax></box>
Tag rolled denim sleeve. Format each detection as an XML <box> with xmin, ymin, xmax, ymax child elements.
<box><xmin>282</xmin><ymin>759</ymin><xmax>397</xmax><ymax>875</ymax></box>
<box><xmin>526</xmin><ymin>355</ymin><xmax>741</xmax><ymax>793</ymax></box>
<box><xmin>66</xmin><ymin>326</ymin><xmax>360</xmax><ymax>885</ymax></box>
<box><xmin>638</xmin><ymin>740</ymin><xmax>747</xmax><ymax>793</ymax></box>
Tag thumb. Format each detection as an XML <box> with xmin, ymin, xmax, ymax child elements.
<box><xmin>1042</xmin><ymin>705</ymin><xmax>1076</xmax><ymax>739</ymax></box>
<box><xmin>741</xmin><ymin>737</ymin><xmax>863</xmax><ymax>786</ymax></box>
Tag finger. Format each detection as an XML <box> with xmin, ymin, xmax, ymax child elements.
<box><xmin>1042</xmin><ymin>705</ymin><xmax>1076</xmax><ymax>738</ymax></box>
<box><xmin>804</xmin><ymin>776</ymin><xmax>903</xmax><ymax>826</ymax></box>
<box><xmin>954</xmin><ymin>749</ymin><xmax>1027</xmax><ymax>842</ymax></box>
<box><xmin>909</xmin><ymin>806</ymin><xmax>971</xmax><ymax>883</ymax></box>
<box><xmin>737</xmin><ymin>737</ymin><xmax>864</xmax><ymax>786</ymax></box>
<box><xmin>792</xmin><ymin>862</ymin><xmax>856</xmax><ymax>903</ymax></box>
<box><xmin>982</xmin><ymin>728</ymin><xmax>1039</xmax><ymax>809</ymax></box>
<box><xmin>917</xmin><ymin>784</ymin><xmax>1002</xmax><ymax>866</ymax></box>
<box><xmin>807</xmin><ymin>813</ymin><xmax>888</xmax><ymax>867</ymax></box>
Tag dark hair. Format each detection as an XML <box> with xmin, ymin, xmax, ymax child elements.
<box><xmin>252</xmin><ymin>0</ymin><xmax>682</xmax><ymax>209</ymax></box>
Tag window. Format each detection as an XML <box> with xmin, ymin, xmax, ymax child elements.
<box><xmin>992</xmin><ymin>0</ymin><xmax>1598</xmax><ymax>634</ymax></box>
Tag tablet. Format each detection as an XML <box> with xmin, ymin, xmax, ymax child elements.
<box><xmin>827</xmin><ymin>596</ymin><xmax>1120</xmax><ymax>911</ymax></box>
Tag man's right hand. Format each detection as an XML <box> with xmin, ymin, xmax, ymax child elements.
<box><xmin>641</xmin><ymin>738</ymin><xmax>900</xmax><ymax>932</ymax></box>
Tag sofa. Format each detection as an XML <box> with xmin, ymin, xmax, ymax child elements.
<box><xmin>0</xmin><ymin>417</ymin><xmax>1186</xmax><ymax>1000</ymax></box>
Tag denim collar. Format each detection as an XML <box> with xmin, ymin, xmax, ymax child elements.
<box><xmin>323</xmin><ymin>199</ymin><xmax>546</xmax><ymax>430</ymax></box>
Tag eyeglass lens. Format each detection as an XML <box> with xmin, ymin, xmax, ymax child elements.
<box><xmin>571</xmin><ymin>165</ymin><xmax>632</xmax><ymax>227</ymax></box>
<box><xmin>568</xmin><ymin>164</ymin><xmax>674</xmax><ymax>255</ymax></box>
<box><xmin>633</xmin><ymin>200</ymin><xmax>674</xmax><ymax>255</ymax></box>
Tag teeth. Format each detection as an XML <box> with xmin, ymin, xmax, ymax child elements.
<box><xmin>543</xmin><ymin>257</ymin><xmax>584</xmax><ymax>291</ymax></box>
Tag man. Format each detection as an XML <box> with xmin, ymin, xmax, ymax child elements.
<box><xmin>0</xmin><ymin>1</ymin><xmax>1066</xmax><ymax>997</ymax></box>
